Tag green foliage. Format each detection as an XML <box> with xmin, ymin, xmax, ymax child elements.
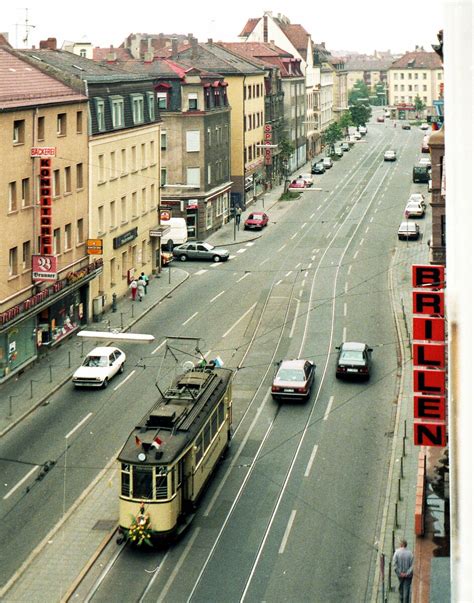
<box><xmin>321</xmin><ymin>122</ymin><xmax>343</xmax><ymax>154</ymax></box>
<box><xmin>279</xmin><ymin>138</ymin><xmax>295</xmax><ymax>161</ymax></box>
<box><xmin>372</xmin><ymin>82</ymin><xmax>387</xmax><ymax>106</ymax></box>
<box><xmin>338</xmin><ymin>111</ymin><xmax>353</xmax><ymax>134</ymax></box>
<box><xmin>280</xmin><ymin>191</ymin><xmax>300</xmax><ymax>201</ymax></box>
<box><xmin>348</xmin><ymin>79</ymin><xmax>371</xmax><ymax>105</ymax></box>
<box><xmin>414</xmin><ymin>95</ymin><xmax>426</xmax><ymax>112</ymax></box>
<box><xmin>126</xmin><ymin>513</ymin><xmax>153</xmax><ymax>547</ymax></box>
<box><xmin>349</xmin><ymin>104</ymin><xmax>372</xmax><ymax>128</ymax></box>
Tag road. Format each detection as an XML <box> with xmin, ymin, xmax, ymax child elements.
<box><xmin>0</xmin><ymin>119</ymin><xmax>431</xmax><ymax>602</ymax></box>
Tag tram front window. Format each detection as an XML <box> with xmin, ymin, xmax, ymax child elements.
<box><xmin>132</xmin><ymin>466</ymin><xmax>153</xmax><ymax>499</ymax></box>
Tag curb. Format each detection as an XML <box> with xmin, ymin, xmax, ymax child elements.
<box><xmin>0</xmin><ymin>271</ymin><xmax>190</xmax><ymax>439</ymax></box>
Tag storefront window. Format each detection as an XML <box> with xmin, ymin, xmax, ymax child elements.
<box><xmin>0</xmin><ymin>317</ymin><xmax>36</xmax><ymax>379</ymax></box>
<box><xmin>37</xmin><ymin>287</ymin><xmax>87</xmax><ymax>347</ymax></box>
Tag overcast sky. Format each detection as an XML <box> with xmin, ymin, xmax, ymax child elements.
<box><xmin>3</xmin><ymin>1</ymin><xmax>443</xmax><ymax>56</ymax></box>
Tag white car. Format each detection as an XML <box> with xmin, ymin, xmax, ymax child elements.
<box><xmin>384</xmin><ymin>150</ymin><xmax>397</xmax><ymax>161</ymax></box>
<box><xmin>354</xmin><ymin>131</ymin><xmax>362</xmax><ymax>140</ymax></box>
<box><xmin>408</xmin><ymin>193</ymin><xmax>426</xmax><ymax>208</ymax></box>
<box><xmin>404</xmin><ymin>201</ymin><xmax>425</xmax><ymax>218</ymax></box>
<box><xmin>72</xmin><ymin>346</ymin><xmax>126</xmax><ymax>388</ymax></box>
<box><xmin>420</xmin><ymin>123</ymin><xmax>430</xmax><ymax>130</ymax></box>
<box><xmin>428</xmin><ymin>179</ymin><xmax>433</xmax><ymax>192</ymax></box>
<box><xmin>298</xmin><ymin>173</ymin><xmax>314</xmax><ymax>186</ymax></box>
<box><xmin>418</xmin><ymin>157</ymin><xmax>431</xmax><ymax>167</ymax></box>
<box><xmin>322</xmin><ymin>157</ymin><xmax>333</xmax><ymax>169</ymax></box>
<box><xmin>358</xmin><ymin>126</ymin><xmax>367</xmax><ymax>135</ymax></box>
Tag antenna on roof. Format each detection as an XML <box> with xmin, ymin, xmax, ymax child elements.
<box><xmin>14</xmin><ymin>8</ymin><xmax>36</xmax><ymax>48</ymax></box>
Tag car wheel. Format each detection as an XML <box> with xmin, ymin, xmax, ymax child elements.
<box><xmin>102</xmin><ymin>378</ymin><xmax>109</xmax><ymax>388</ymax></box>
<box><xmin>119</xmin><ymin>363</ymin><xmax>125</xmax><ymax>374</ymax></box>
<box><xmin>213</xmin><ymin>255</ymin><xmax>221</xmax><ymax>263</ymax></box>
<box><xmin>179</xmin><ymin>255</ymin><xmax>187</xmax><ymax>262</ymax></box>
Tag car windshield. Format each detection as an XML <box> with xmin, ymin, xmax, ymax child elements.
<box><xmin>340</xmin><ymin>351</ymin><xmax>364</xmax><ymax>361</ymax></box>
<box><xmin>200</xmin><ymin>243</ymin><xmax>213</xmax><ymax>251</ymax></box>
<box><xmin>83</xmin><ymin>355</ymin><xmax>108</xmax><ymax>367</ymax></box>
<box><xmin>277</xmin><ymin>368</ymin><xmax>305</xmax><ymax>381</ymax></box>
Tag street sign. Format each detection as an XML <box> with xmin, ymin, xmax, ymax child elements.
<box><xmin>160</xmin><ymin>210</ymin><xmax>171</xmax><ymax>221</ymax></box>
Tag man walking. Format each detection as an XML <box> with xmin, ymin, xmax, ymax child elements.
<box><xmin>140</xmin><ymin>272</ymin><xmax>149</xmax><ymax>294</ymax></box>
<box><xmin>393</xmin><ymin>538</ymin><xmax>414</xmax><ymax>602</ymax></box>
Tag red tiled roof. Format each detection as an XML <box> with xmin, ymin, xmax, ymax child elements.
<box><xmin>92</xmin><ymin>47</ymin><xmax>133</xmax><ymax>61</ymax></box>
<box><xmin>280</xmin><ymin>23</ymin><xmax>309</xmax><ymax>58</ymax></box>
<box><xmin>0</xmin><ymin>47</ymin><xmax>86</xmax><ymax>110</ymax></box>
<box><xmin>218</xmin><ymin>42</ymin><xmax>303</xmax><ymax>77</ymax></box>
<box><xmin>239</xmin><ymin>18</ymin><xmax>259</xmax><ymax>37</ymax></box>
<box><xmin>390</xmin><ymin>51</ymin><xmax>442</xmax><ymax>70</ymax></box>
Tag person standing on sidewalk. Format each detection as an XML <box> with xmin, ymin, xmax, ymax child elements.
<box><xmin>129</xmin><ymin>278</ymin><xmax>138</xmax><ymax>301</ymax></box>
<box><xmin>140</xmin><ymin>272</ymin><xmax>149</xmax><ymax>294</ymax></box>
<box><xmin>393</xmin><ymin>538</ymin><xmax>414</xmax><ymax>602</ymax></box>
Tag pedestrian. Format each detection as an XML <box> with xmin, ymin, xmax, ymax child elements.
<box><xmin>140</xmin><ymin>272</ymin><xmax>149</xmax><ymax>294</ymax></box>
<box><xmin>235</xmin><ymin>206</ymin><xmax>242</xmax><ymax>230</ymax></box>
<box><xmin>137</xmin><ymin>277</ymin><xmax>146</xmax><ymax>302</ymax></box>
<box><xmin>393</xmin><ymin>538</ymin><xmax>414</xmax><ymax>603</ymax></box>
<box><xmin>129</xmin><ymin>278</ymin><xmax>138</xmax><ymax>301</ymax></box>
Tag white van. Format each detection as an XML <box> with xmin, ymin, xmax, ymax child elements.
<box><xmin>161</xmin><ymin>218</ymin><xmax>188</xmax><ymax>249</ymax></box>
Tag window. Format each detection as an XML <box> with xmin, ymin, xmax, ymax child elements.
<box><xmin>141</xmin><ymin>187</ymin><xmax>147</xmax><ymax>213</ymax></box>
<box><xmin>400</xmin><ymin>85</ymin><xmax>405</xmax><ymax>91</ymax></box>
<box><xmin>207</xmin><ymin>164</ymin><xmax>211</xmax><ymax>185</ymax></box>
<box><xmin>22</xmin><ymin>241</ymin><xmax>31</xmax><ymax>270</ymax></box>
<box><xmin>98</xmin><ymin>206</ymin><xmax>104</xmax><ymax>233</ymax></box>
<box><xmin>57</xmin><ymin>113</ymin><xmax>67</xmax><ymax>136</ymax></box>
<box><xmin>53</xmin><ymin>170</ymin><xmax>61</xmax><ymax>196</ymax></box>
<box><xmin>150</xmin><ymin>183</ymin><xmax>156</xmax><ymax>209</ymax></box>
<box><xmin>96</xmin><ymin>99</ymin><xmax>105</xmax><ymax>131</ymax></box>
<box><xmin>79</xmin><ymin>48</ymin><xmax>86</xmax><ymax>57</ymax></box>
<box><xmin>400</xmin><ymin>73</ymin><xmax>404</xmax><ymax>80</ymax></box>
<box><xmin>76</xmin><ymin>110</ymin><xmax>83</xmax><ymax>134</ymax></box>
<box><xmin>8</xmin><ymin>182</ymin><xmax>17</xmax><ymax>212</ymax></box>
<box><xmin>98</xmin><ymin>154</ymin><xmax>105</xmax><ymax>182</ymax></box>
<box><xmin>141</xmin><ymin>143</ymin><xmax>146</xmax><ymax>168</ymax></box>
<box><xmin>110</xmin><ymin>200</ymin><xmax>116</xmax><ymax>228</ymax></box>
<box><xmin>141</xmin><ymin>239</ymin><xmax>146</xmax><ymax>265</ymax></box>
<box><xmin>394</xmin><ymin>73</ymin><xmax>398</xmax><ymax>80</ymax></box>
<box><xmin>408</xmin><ymin>85</ymin><xmax>412</xmax><ymax>92</ymax></box>
<box><xmin>160</xmin><ymin>131</ymin><xmax>167</xmax><ymax>150</ymax></box>
<box><xmin>423</xmin><ymin>73</ymin><xmax>427</xmax><ymax>80</ymax></box>
<box><xmin>131</xmin><ymin>94</ymin><xmax>144</xmax><ymax>124</ymax></box>
<box><xmin>186</xmin><ymin>167</ymin><xmax>200</xmax><ymax>187</ymax></box>
<box><xmin>188</xmin><ymin>93</ymin><xmax>198</xmax><ymax>110</ymax></box>
<box><xmin>110</xmin><ymin>258</ymin><xmax>116</xmax><ymax>287</ymax></box>
<box><xmin>77</xmin><ymin>218</ymin><xmax>84</xmax><ymax>243</ymax></box>
<box><xmin>160</xmin><ymin>168</ymin><xmax>167</xmax><ymax>186</ymax></box>
<box><xmin>147</xmin><ymin>92</ymin><xmax>155</xmax><ymax>120</ymax></box>
<box><xmin>415</xmin><ymin>73</ymin><xmax>419</xmax><ymax>80</ymax></box>
<box><xmin>408</xmin><ymin>73</ymin><xmax>412</xmax><ymax>80</ymax></box>
<box><xmin>64</xmin><ymin>166</ymin><xmax>72</xmax><ymax>193</ymax></box>
<box><xmin>121</xmin><ymin>149</ymin><xmax>127</xmax><ymax>175</ymax></box>
<box><xmin>111</xmin><ymin>96</ymin><xmax>125</xmax><ymax>128</ymax></box>
<box><xmin>21</xmin><ymin>178</ymin><xmax>30</xmax><ymax>207</ymax></box>
<box><xmin>132</xmin><ymin>191</ymin><xmax>138</xmax><ymax>217</ymax></box>
<box><xmin>13</xmin><ymin>120</ymin><xmax>25</xmax><ymax>144</ymax></box>
<box><xmin>131</xmin><ymin>146</ymin><xmax>137</xmax><ymax>171</ymax></box>
<box><xmin>132</xmin><ymin>466</ymin><xmax>152</xmax><ymax>499</ymax></box>
<box><xmin>206</xmin><ymin>202</ymin><xmax>212</xmax><ymax>229</ymax></box>
<box><xmin>76</xmin><ymin>163</ymin><xmax>84</xmax><ymax>189</ymax></box>
<box><xmin>155</xmin><ymin>467</ymin><xmax>168</xmax><ymax>500</ymax></box>
<box><xmin>109</xmin><ymin>151</ymin><xmax>116</xmax><ymax>179</ymax></box>
<box><xmin>186</xmin><ymin>130</ymin><xmax>200</xmax><ymax>152</ymax></box>
<box><xmin>121</xmin><ymin>196</ymin><xmax>127</xmax><ymax>223</ymax></box>
<box><xmin>53</xmin><ymin>228</ymin><xmax>61</xmax><ymax>255</ymax></box>
<box><xmin>37</xmin><ymin>116</ymin><xmax>45</xmax><ymax>140</ymax></box>
<box><xmin>437</xmin><ymin>72</ymin><xmax>442</xmax><ymax>80</ymax></box>
<box><xmin>394</xmin><ymin>84</ymin><xmax>398</xmax><ymax>91</ymax></box>
<box><xmin>423</xmin><ymin>85</ymin><xmax>427</xmax><ymax>91</ymax></box>
<box><xmin>150</xmin><ymin>140</ymin><xmax>156</xmax><ymax>164</ymax></box>
<box><xmin>65</xmin><ymin>223</ymin><xmax>72</xmax><ymax>250</ymax></box>
<box><xmin>9</xmin><ymin>247</ymin><xmax>18</xmax><ymax>277</ymax></box>
<box><xmin>157</xmin><ymin>92</ymin><xmax>167</xmax><ymax>110</ymax></box>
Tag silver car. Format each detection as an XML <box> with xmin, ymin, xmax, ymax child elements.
<box><xmin>173</xmin><ymin>242</ymin><xmax>230</xmax><ymax>262</ymax></box>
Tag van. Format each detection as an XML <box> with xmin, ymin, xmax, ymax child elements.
<box><xmin>413</xmin><ymin>164</ymin><xmax>430</xmax><ymax>184</ymax></box>
<box><xmin>161</xmin><ymin>218</ymin><xmax>188</xmax><ymax>249</ymax></box>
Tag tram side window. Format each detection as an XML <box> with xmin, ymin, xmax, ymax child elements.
<box><xmin>133</xmin><ymin>465</ymin><xmax>153</xmax><ymax>499</ymax></box>
<box><xmin>195</xmin><ymin>434</ymin><xmax>203</xmax><ymax>464</ymax></box>
<box><xmin>217</xmin><ymin>400</ymin><xmax>225</xmax><ymax>425</ymax></box>
<box><xmin>121</xmin><ymin>463</ymin><xmax>131</xmax><ymax>496</ymax></box>
<box><xmin>211</xmin><ymin>410</ymin><xmax>218</xmax><ymax>438</ymax></box>
<box><xmin>203</xmin><ymin>423</ymin><xmax>211</xmax><ymax>451</ymax></box>
<box><xmin>155</xmin><ymin>467</ymin><xmax>168</xmax><ymax>500</ymax></box>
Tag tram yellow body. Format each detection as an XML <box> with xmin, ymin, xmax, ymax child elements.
<box><xmin>118</xmin><ymin>365</ymin><xmax>233</xmax><ymax>541</ymax></box>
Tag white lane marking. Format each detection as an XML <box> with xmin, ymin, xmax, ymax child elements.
<box><xmin>285</xmin><ymin>271</ymin><xmax>292</xmax><ymax>277</ymax></box>
<box><xmin>308</xmin><ymin>263</ymin><xmax>312</xmax><ymax>269</ymax></box>
<box><xmin>359</xmin><ymin>238</ymin><xmax>365</xmax><ymax>246</ymax></box>
<box><xmin>114</xmin><ymin>369</ymin><xmax>136</xmax><ymax>391</ymax></box>
<box><xmin>194</xmin><ymin>269</ymin><xmax>207</xmax><ymax>275</ymax></box>
<box><xmin>326</xmin><ymin>232</ymin><xmax>331</xmax><ymax>239</ymax></box>
<box><xmin>302</xmin><ymin>280</ymin><xmax>306</xmax><ymax>287</ymax></box>
<box><xmin>348</xmin><ymin>265</ymin><xmax>352</xmax><ymax>275</ymax></box>
<box><xmin>304</xmin><ymin>445</ymin><xmax>319</xmax><ymax>477</ymax></box>
<box><xmin>344</xmin><ymin>282</ymin><xmax>348</xmax><ymax>294</ymax></box>
<box><xmin>323</xmin><ymin>396</ymin><xmax>334</xmax><ymax>421</ymax></box>
<box><xmin>259</xmin><ymin>258</ymin><xmax>269</xmax><ymax>266</ymax></box>
<box><xmin>299</xmin><ymin>289</ymin><xmax>304</xmax><ymax>297</ymax></box>
<box><xmin>311</xmin><ymin>256</ymin><xmax>316</xmax><ymax>261</ymax></box>
<box><xmin>295</xmin><ymin>263</ymin><xmax>301</xmax><ymax>270</ymax></box>
<box><xmin>343</xmin><ymin>326</ymin><xmax>347</xmax><ymax>341</ymax></box>
<box><xmin>237</xmin><ymin>273</ymin><xmax>250</xmax><ymax>283</ymax></box>
<box><xmin>152</xmin><ymin>341</ymin><xmax>166</xmax><ymax>355</ymax></box>
<box><xmin>353</xmin><ymin>250</ymin><xmax>360</xmax><ymax>259</ymax></box>
<box><xmin>310</xmin><ymin>212</ymin><xmax>315</xmax><ymax>219</ymax></box>
<box><xmin>275</xmin><ymin>279</ymin><xmax>282</xmax><ymax>286</ymax></box>
<box><xmin>290</xmin><ymin>233</ymin><xmax>297</xmax><ymax>240</ymax></box>
<box><xmin>210</xmin><ymin>290</ymin><xmax>226</xmax><ymax>302</ymax></box>
<box><xmin>182</xmin><ymin>311</ymin><xmax>198</xmax><ymax>326</ymax></box>
<box><xmin>65</xmin><ymin>412</ymin><xmax>93</xmax><ymax>439</ymax></box>
<box><xmin>237</xmin><ymin>248</ymin><xmax>247</xmax><ymax>254</ymax></box>
<box><xmin>3</xmin><ymin>466</ymin><xmax>40</xmax><ymax>500</ymax></box>
<box><xmin>210</xmin><ymin>262</ymin><xmax>224</xmax><ymax>267</ymax></box>
<box><xmin>344</xmin><ymin>302</ymin><xmax>347</xmax><ymax>317</ymax></box>
<box><xmin>222</xmin><ymin>302</ymin><xmax>257</xmax><ymax>338</ymax></box>
<box><xmin>370</xmin><ymin>216</ymin><xmax>374</xmax><ymax>223</ymax></box>
<box><xmin>245</xmin><ymin>242</ymin><xmax>255</xmax><ymax>247</ymax></box>
<box><xmin>289</xmin><ymin>300</ymin><xmax>300</xmax><ymax>338</ymax></box>
<box><xmin>277</xmin><ymin>244</ymin><xmax>287</xmax><ymax>252</ymax></box>
<box><xmin>301</xmin><ymin>222</ymin><xmax>307</xmax><ymax>229</ymax></box>
<box><xmin>229</xmin><ymin>255</ymin><xmax>236</xmax><ymax>259</ymax></box>
<box><xmin>154</xmin><ymin>529</ymin><xmax>201</xmax><ymax>603</ymax></box>
<box><xmin>317</xmin><ymin>205</ymin><xmax>321</xmax><ymax>210</ymax></box>
<box><xmin>279</xmin><ymin>510</ymin><xmax>297</xmax><ymax>554</ymax></box>
<box><xmin>304</xmin><ymin>271</ymin><xmax>309</xmax><ymax>278</ymax></box>
<box><xmin>365</xmin><ymin>226</ymin><xmax>370</xmax><ymax>234</ymax></box>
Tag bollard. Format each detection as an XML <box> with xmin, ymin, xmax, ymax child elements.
<box><xmin>9</xmin><ymin>395</ymin><xmax>13</xmax><ymax>418</ymax></box>
<box><xmin>131</xmin><ymin>304</ymin><xmax>134</xmax><ymax>318</ymax></box>
<box><xmin>400</xmin><ymin>457</ymin><xmax>404</xmax><ymax>479</ymax></box>
<box><xmin>392</xmin><ymin>530</ymin><xmax>395</xmax><ymax>555</ymax></box>
<box><xmin>49</xmin><ymin>366</ymin><xmax>52</xmax><ymax>383</ymax></box>
<box><xmin>388</xmin><ymin>560</ymin><xmax>392</xmax><ymax>591</ymax></box>
<box><xmin>398</xmin><ymin>478</ymin><xmax>402</xmax><ymax>501</ymax></box>
<box><xmin>68</xmin><ymin>351</ymin><xmax>71</xmax><ymax>368</ymax></box>
<box><xmin>402</xmin><ymin>436</ymin><xmax>406</xmax><ymax>457</ymax></box>
<box><xmin>112</xmin><ymin>293</ymin><xmax>117</xmax><ymax>313</ymax></box>
<box><xmin>395</xmin><ymin>501</ymin><xmax>399</xmax><ymax>528</ymax></box>
<box><xmin>120</xmin><ymin>313</ymin><xmax>124</xmax><ymax>329</ymax></box>
<box><xmin>81</xmin><ymin>341</ymin><xmax>84</xmax><ymax>358</ymax></box>
<box><xmin>30</xmin><ymin>380</ymin><xmax>34</xmax><ymax>399</ymax></box>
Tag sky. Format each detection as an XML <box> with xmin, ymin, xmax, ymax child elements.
<box><xmin>3</xmin><ymin>1</ymin><xmax>444</xmax><ymax>56</ymax></box>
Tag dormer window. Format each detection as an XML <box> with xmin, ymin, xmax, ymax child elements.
<box><xmin>188</xmin><ymin>93</ymin><xmax>198</xmax><ymax>110</ymax></box>
<box><xmin>157</xmin><ymin>92</ymin><xmax>168</xmax><ymax>110</ymax></box>
<box><xmin>131</xmin><ymin>94</ymin><xmax>144</xmax><ymax>124</ymax></box>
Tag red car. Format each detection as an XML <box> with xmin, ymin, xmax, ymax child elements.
<box><xmin>288</xmin><ymin>178</ymin><xmax>307</xmax><ymax>190</ymax></box>
<box><xmin>377</xmin><ymin>116</ymin><xmax>385</xmax><ymax>123</ymax></box>
<box><xmin>244</xmin><ymin>212</ymin><xmax>269</xmax><ymax>230</ymax></box>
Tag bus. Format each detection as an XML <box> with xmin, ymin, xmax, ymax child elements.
<box><xmin>413</xmin><ymin>164</ymin><xmax>431</xmax><ymax>183</ymax></box>
<box><xmin>118</xmin><ymin>364</ymin><xmax>233</xmax><ymax>544</ymax></box>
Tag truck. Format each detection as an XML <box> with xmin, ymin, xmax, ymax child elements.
<box><xmin>161</xmin><ymin>218</ymin><xmax>188</xmax><ymax>250</ymax></box>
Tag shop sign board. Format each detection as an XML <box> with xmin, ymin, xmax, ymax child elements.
<box><xmin>86</xmin><ymin>239</ymin><xmax>103</xmax><ymax>255</ymax></box>
<box><xmin>32</xmin><ymin>254</ymin><xmax>58</xmax><ymax>282</ymax></box>
<box><xmin>31</xmin><ymin>147</ymin><xmax>56</xmax><ymax>157</ymax></box>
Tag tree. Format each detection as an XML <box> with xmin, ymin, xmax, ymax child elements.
<box><xmin>321</xmin><ymin>122</ymin><xmax>343</xmax><ymax>155</ymax></box>
<box><xmin>338</xmin><ymin>111</ymin><xmax>353</xmax><ymax>135</ymax></box>
<box><xmin>348</xmin><ymin>79</ymin><xmax>370</xmax><ymax>106</ymax></box>
<box><xmin>349</xmin><ymin>104</ymin><xmax>372</xmax><ymax>128</ymax></box>
<box><xmin>414</xmin><ymin>95</ymin><xmax>426</xmax><ymax>113</ymax></box>
<box><xmin>373</xmin><ymin>82</ymin><xmax>387</xmax><ymax>106</ymax></box>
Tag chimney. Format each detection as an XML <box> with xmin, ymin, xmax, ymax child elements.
<box><xmin>106</xmin><ymin>45</ymin><xmax>117</xmax><ymax>63</ymax></box>
<box><xmin>263</xmin><ymin>15</ymin><xmax>268</xmax><ymax>42</ymax></box>
<box><xmin>187</xmin><ymin>33</ymin><xmax>194</xmax><ymax>43</ymax></box>
<box><xmin>171</xmin><ymin>37</ymin><xmax>178</xmax><ymax>55</ymax></box>
<box><xmin>191</xmin><ymin>37</ymin><xmax>198</xmax><ymax>59</ymax></box>
<box><xmin>39</xmin><ymin>37</ymin><xmax>57</xmax><ymax>50</ymax></box>
<box><xmin>207</xmin><ymin>38</ymin><xmax>213</xmax><ymax>45</ymax></box>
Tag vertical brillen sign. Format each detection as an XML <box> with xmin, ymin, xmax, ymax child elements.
<box><xmin>412</xmin><ymin>264</ymin><xmax>447</xmax><ymax>447</ymax></box>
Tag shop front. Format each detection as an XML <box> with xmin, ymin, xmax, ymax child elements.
<box><xmin>0</xmin><ymin>259</ymin><xmax>102</xmax><ymax>382</ymax></box>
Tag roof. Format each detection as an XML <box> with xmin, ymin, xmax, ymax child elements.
<box><xmin>279</xmin><ymin>359</ymin><xmax>308</xmax><ymax>369</ymax></box>
<box><xmin>239</xmin><ymin>18</ymin><xmax>259</xmax><ymax>37</ymax></box>
<box><xmin>0</xmin><ymin>46</ymin><xmax>87</xmax><ymax>110</ymax></box>
<box><xmin>390</xmin><ymin>51</ymin><xmax>443</xmax><ymax>70</ymax></box>
<box><xmin>92</xmin><ymin>47</ymin><xmax>133</xmax><ymax>62</ymax></box>
<box><xmin>217</xmin><ymin>42</ymin><xmax>303</xmax><ymax>77</ymax></box>
<box><xmin>341</xmin><ymin>342</ymin><xmax>367</xmax><ymax>351</ymax></box>
<box><xmin>88</xmin><ymin>346</ymin><xmax>122</xmax><ymax>355</ymax></box>
<box><xmin>345</xmin><ymin>57</ymin><xmax>394</xmax><ymax>71</ymax></box>
<box><xmin>172</xmin><ymin>42</ymin><xmax>265</xmax><ymax>76</ymax></box>
<box><xmin>280</xmin><ymin>23</ymin><xmax>310</xmax><ymax>59</ymax></box>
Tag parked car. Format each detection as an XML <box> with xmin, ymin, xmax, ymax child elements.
<box><xmin>311</xmin><ymin>162</ymin><xmax>326</xmax><ymax>175</ymax></box>
<box><xmin>335</xmin><ymin>342</ymin><xmax>372</xmax><ymax>380</ymax></box>
<box><xmin>341</xmin><ymin>142</ymin><xmax>350</xmax><ymax>152</ymax></box>
<box><xmin>420</xmin><ymin>123</ymin><xmax>430</xmax><ymax>130</ymax></box>
<box><xmin>405</xmin><ymin>201</ymin><xmax>425</xmax><ymax>218</ymax></box>
<box><xmin>349</xmin><ymin>135</ymin><xmax>357</xmax><ymax>144</ymax></box>
<box><xmin>377</xmin><ymin>116</ymin><xmax>385</xmax><ymax>123</ymax></box>
<box><xmin>408</xmin><ymin>193</ymin><xmax>426</xmax><ymax>208</ymax></box>
<box><xmin>428</xmin><ymin>179</ymin><xmax>433</xmax><ymax>192</ymax></box>
<box><xmin>384</xmin><ymin>111</ymin><xmax>390</xmax><ymax>118</ymax></box>
<box><xmin>358</xmin><ymin>125</ymin><xmax>367</xmax><ymax>135</ymax></box>
<box><xmin>322</xmin><ymin>157</ymin><xmax>333</xmax><ymax>169</ymax></box>
<box><xmin>402</xmin><ymin>123</ymin><xmax>412</xmax><ymax>130</ymax></box>
<box><xmin>418</xmin><ymin>156</ymin><xmax>431</xmax><ymax>167</ymax></box>
<box><xmin>354</xmin><ymin>131</ymin><xmax>362</xmax><ymax>140</ymax></box>
<box><xmin>72</xmin><ymin>347</ymin><xmax>126</xmax><ymax>388</ymax></box>
<box><xmin>334</xmin><ymin>147</ymin><xmax>343</xmax><ymax>157</ymax></box>
<box><xmin>298</xmin><ymin>173</ymin><xmax>314</xmax><ymax>186</ymax></box>
<box><xmin>398</xmin><ymin>221</ymin><xmax>420</xmax><ymax>240</ymax></box>
<box><xmin>244</xmin><ymin>212</ymin><xmax>269</xmax><ymax>230</ymax></box>
<box><xmin>271</xmin><ymin>359</ymin><xmax>316</xmax><ymax>401</ymax></box>
<box><xmin>288</xmin><ymin>178</ymin><xmax>307</xmax><ymax>190</ymax></box>
<box><xmin>172</xmin><ymin>242</ymin><xmax>230</xmax><ymax>262</ymax></box>
<box><xmin>384</xmin><ymin>150</ymin><xmax>397</xmax><ymax>161</ymax></box>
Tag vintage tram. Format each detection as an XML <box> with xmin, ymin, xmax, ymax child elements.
<box><xmin>118</xmin><ymin>364</ymin><xmax>233</xmax><ymax>543</ymax></box>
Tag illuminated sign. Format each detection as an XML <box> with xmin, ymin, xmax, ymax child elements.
<box><xmin>31</xmin><ymin>147</ymin><xmax>56</xmax><ymax>157</ymax></box>
<box><xmin>39</xmin><ymin>157</ymin><xmax>53</xmax><ymax>255</ymax></box>
<box><xmin>32</xmin><ymin>254</ymin><xmax>58</xmax><ymax>282</ymax></box>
